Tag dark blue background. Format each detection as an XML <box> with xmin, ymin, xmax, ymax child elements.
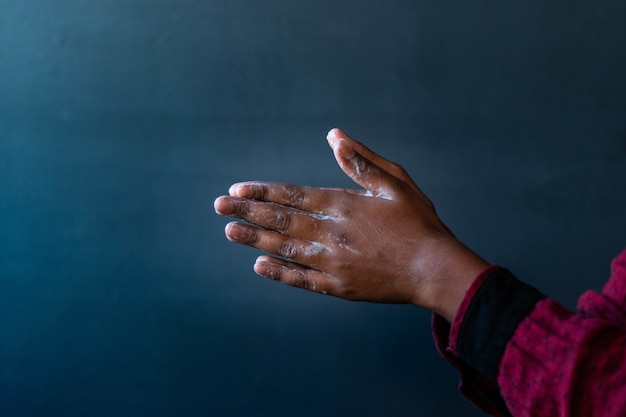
<box><xmin>1</xmin><ymin>1</ymin><xmax>625</xmax><ymax>416</ymax></box>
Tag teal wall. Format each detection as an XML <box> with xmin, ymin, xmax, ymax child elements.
<box><xmin>1</xmin><ymin>1</ymin><xmax>625</xmax><ymax>415</ymax></box>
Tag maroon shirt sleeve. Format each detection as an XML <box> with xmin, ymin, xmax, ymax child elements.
<box><xmin>433</xmin><ymin>249</ymin><xmax>626</xmax><ymax>417</ymax></box>
<box><xmin>498</xmin><ymin>250</ymin><xmax>626</xmax><ymax>417</ymax></box>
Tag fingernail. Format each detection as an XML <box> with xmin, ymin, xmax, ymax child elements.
<box><xmin>326</xmin><ymin>128</ymin><xmax>340</xmax><ymax>141</ymax></box>
<box><xmin>253</xmin><ymin>260</ymin><xmax>269</xmax><ymax>276</ymax></box>
<box><xmin>231</xmin><ymin>182</ymin><xmax>257</xmax><ymax>199</ymax></box>
<box><xmin>254</xmin><ymin>260</ymin><xmax>279</xmax><ymax>280</ymax></box>
<box><xmin>229</xmin><ymin>183</ymin><xmax>244</xmax><ymax>196</ymax></box>
<box><xmin>214</xmin><ymin>196</ymin><xmax>234</xmax><ymax>214</ymax></box>
<box><xmin>226</xmin><ymin>223</ymin><xmax>250</xmax><ymax>241</ymax></box>
<box><xmin>326</xmin><ymin>128</ymin><xmax>341</xmax><ymax>148</ymax></box>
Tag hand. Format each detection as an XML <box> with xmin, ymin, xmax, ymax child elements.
<box><xmin>214</xmin><ymin>128</ymin><xmax>489</xmax><ymax>322</ymax></box>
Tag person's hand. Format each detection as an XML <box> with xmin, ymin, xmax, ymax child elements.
<box><xmin>214</xmin><ymin>128</ymin><xmax>489</xmax><ymax>322</ymax></box>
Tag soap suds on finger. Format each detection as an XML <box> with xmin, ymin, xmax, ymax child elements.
<box><xmin>304</xmin><ymin>241</ymin><xmax>327</xmax><ymax>257</ymax></box>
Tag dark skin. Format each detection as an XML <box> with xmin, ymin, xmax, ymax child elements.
<box><xmin>214</xmin><ymin>128</ymin><xmax>489</xmax><ymax>323</ymax></box>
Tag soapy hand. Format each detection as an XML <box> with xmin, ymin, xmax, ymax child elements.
<box><xmin>214</xmin><ymin>128</ymin><xmax>488</xmax><ymax>322</ymax></box>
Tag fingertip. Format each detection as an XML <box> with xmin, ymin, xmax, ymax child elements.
<box><xmin>224</xmin><ymin>221</ymin><xmax>237</xmax><ymax>239</ymax></box>
<box><xmin>213</xmin><ymin>196</ymin><xmax>222</xmax><ymax>213</ymax></box>
<box><xmin>255</xmin><ymin>255</ymin><xmax>273</xmax><ymax>264</ymax></box>
<box><xmin>224</xmin><ymin>221</ymin><xmax>251</xmax><ymax>242</ymax></box>
<box><xmin>214</xmin><ymin>196</ymin><xmax>232</xmax><ymax>214</ymax></box>
<box><xmin>253</xmin><ymin>261</ymin><xmax>265</xmax><ymax>276</ymax></box>
<box><xmin>326</xmin><ymin>127</ymin><xmax>341</xmax><ymax>141</ymax></box>
<box><xmin>326</xmin><ymin>127</ymin><xmax>346</xmax><ymax>149</ymax></box>
<box><xmin>253</xmin><ymin>256</ymin><xmax>275</xmax><ymax>278</ymax></box>
<box><xmin>228</xmin><ymin>183</ymin><xmax>244</xmax><ymax>197</ymax></box>
<box><xmin>229</xmin><ymin>181</ymin><xmax>265</xmax><ymax>199</ymax></box>
<box><xmin>327</xmin><ymin>128</ymin><xmax>358</xmax><ymax>160</ymax></box>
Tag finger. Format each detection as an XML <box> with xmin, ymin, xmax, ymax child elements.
<box><xmin>228</xmin><ymin>181</ymin><xmax>341</xmax><ymax>217</ymax></box>
<box><xmin>224</xmin><ymin>222</ymin><xmax>329</xmax><ymax>268</ymax></box>
<box><xmin>327</xmin><ymin>128</ymin><xmax>419</xmax><ymax>191</ymax></box>
<box><xmin>327</xmin><ymin>136</ymin><xmax>403</xmax><ymax>200</ymax></box>
<box><xmin>214</xmin><ymin>195</ymin><xmax>236</xmax><ymax>217</ymax></box>
<box><xmin>254</xmin><ymin>255</ymin><xmax>337</xmax><ymax>295</ymax></box>
<box><xmin>215</xmin><ymin>196</ymin><xmax>329</xmax><ymax>240</ymax></box>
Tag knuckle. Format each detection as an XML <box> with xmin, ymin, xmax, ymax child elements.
<box><xmin>265</xmin><ymin>266</ymin><xmax>283</xmax><ymax>281</ymax></box>
<box><xmin>278</xmin><ymin>240</ymin><xmax>298</xmax><ymax>259</ymax></box>
<box><xmin>247</xmin><ymin>229</ymin><xmax>258</xmax><ymax>245</ymax></box>
<box><xmin>257</xmin><ymin>183</ymin><xmax>269</xmax><ymax>201</ymax></box>
<box><xmin>245</xmin><ymin>182</ymin><xmax>269</xmax><ymax>201</ymax></box>
<box><xmin>393</xmin><ymin>163</ymin><xmax>409</xmax><ymax>178</ymax></box>
<box><xmin>294</xmin><ymin>270</ymin><xmax>314</xmax><ymax>291</ymax></box>
<box><xmin>239</xmin><ymin>227</ymin><xmax>257</xmax><ymax>245</ymax></box>
<box><xmin>335</xmin><ymin>283</ymin><xmax>358</xmax><ymax>300</ymax></box>
<box><xmin>340</xmin><ymin>206</ymin><xmax>353</xmax><ymax>219</ymax></box>
<box><xmin>338</xmin><ymin>260</ymin><xmax>352</xmax><ymax>270</ymax></box>
<box><xmin>353</xmin><ymin>155</ymin><xmax>378</xmax><ymax>175</ymax></box>
<box><xmin>268</xmin><ymin>209</ymin><xmax>291</xmax><ymax>230</ymax></box>
<box><xmin>303</xmin><ymin>242</ymin><xmax>325</xmax><ymax>258</ymax></box>
<box><xmin>234</xmin><ymin>199</ymin><xmax>250</xmax><ymax>217</ymax></box>
<box><xmin>333</xmin><ymin>232</ymin><xmax>350</xmax><ymax>247</ymax></box>
<box><xmin>283</xmin><ymin>185</ymin><xmax>305</xmax><ymax>207</ymax></box>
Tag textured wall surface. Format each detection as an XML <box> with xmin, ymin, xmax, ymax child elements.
<box><xmin>1</xmin><ymin>1</ymin><xmax>625</xmax><ymax>416</ymax></box>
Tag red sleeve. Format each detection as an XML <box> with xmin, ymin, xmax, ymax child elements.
<box><xmin>433</xmin><ymin>249</ymin><xmax>626</xmax><ymax>417</ymax></box>
<box><xmin>498</xmin><ymin>250</ymin><xmax>626</xmax><ymax>417</ymax></box>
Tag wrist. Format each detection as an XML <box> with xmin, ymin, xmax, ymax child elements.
<box><xmin>415</xmin><ymin>240</ymin><xmax>490</xmax><ymax>323</ymax></box>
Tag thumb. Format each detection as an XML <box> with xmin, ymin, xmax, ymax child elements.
<box><xmin>328</xmin><ymin>133</ymin><xmax>401</xmax><ymax>200</ymax></box>
<box><xmin>327</xmin><ymin>128</ymin><xmax>419</xmax><ymax>191</ymax></box>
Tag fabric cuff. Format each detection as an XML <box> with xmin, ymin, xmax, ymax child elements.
<box><xmin>448</xmin><ymin>265</ymin><xmax>503</xmax><ymax>355</ymax></box>
<box><xmin>455</xmin><ymin>268</ymin><xmax>546</xmax><ymax>385</ymax></box>
<box><xmin>431</xmin><ymin>265</ymin><xmax>515</xmax><ymax>417</ymax></box>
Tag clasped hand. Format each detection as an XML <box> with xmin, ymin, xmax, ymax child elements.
<box><xmin>214</xmin><ymin>128</ymin><xmax>488</xmax><ymax>322</ymax></box>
